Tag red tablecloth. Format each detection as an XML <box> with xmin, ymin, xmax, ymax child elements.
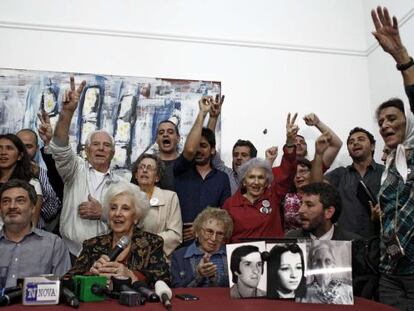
<box><xmin>4</xmin><ymin>287</ymin><xmax>398</xmax><ymax>310</ymax></box>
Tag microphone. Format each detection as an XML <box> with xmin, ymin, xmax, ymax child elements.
<box><xmin>0</xmin><ymin>289</ymin><xmax>22</xmax><ymax>307</ymax></box>
<box><xmin>111</xmin><ymin>277</ymin><xmax>145</xmax><ymax>306</ymax></box>
<box><xmin>108</xmin><ymin>235</ymin><xmax>130</xmax><ymax>261</ymax></box>
<box><xmin>155</xmin><ymin>280</ymin><xmax>172</xmax><ymax>311</ymax></box>
<box><xmin>131</xmin><ymin>281</ymin><xmax>159</xmax><ymax>302</ymax></box>
<box><xmin>60</xmin><ymin>278</ymin><xmax>80</xmax><ymax>308</ymax></box>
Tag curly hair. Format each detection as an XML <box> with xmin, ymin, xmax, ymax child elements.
<box><xmin>193</xmin><ymin>207</ymin><xmax>233</xmax><ymax>242</ymax></box>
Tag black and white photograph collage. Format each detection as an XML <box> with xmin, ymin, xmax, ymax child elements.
<box><xmin>226</xmin><ymin>239</ymin><xmax>353</xmax><ymax>305</ymax></box>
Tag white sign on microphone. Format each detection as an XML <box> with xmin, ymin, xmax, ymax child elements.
<box><xmin>23</xmin><ymin>275</ymin><xmax>60</xmax><ymax>305</ymax></box>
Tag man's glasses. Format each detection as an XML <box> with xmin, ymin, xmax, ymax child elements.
<box><xmin>201</xmin><ymin>227</ymin><xmax>225</xmax><ymax>240</ymax></box>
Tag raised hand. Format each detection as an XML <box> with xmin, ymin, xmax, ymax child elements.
<box><xmin>62</xmin><ymin>76</ymin><xmax>86</xmax><ymax>113</ymax></box>
<box><xmin>303</xmin><ymin>113</ymin><xmax>321</xmax><ymax>127</ymax></box>
<box><xmin>286</xmin><ymin>112</ymin><xmax>299</xmax><ymax>145</ymax></box>
<box><xmin>371</xmin><ymin>7</ymin><xmax>405</xmax><ymax>60</ymax></box>
<box><xmin>37</xmin><ymin>110</ymin><xmax>53</xmax><ymax>146</ymax></box>
<box><xmin>265</xmin><ymin>146</ymin><xmax>278</xmax><ymax>166</ymax></box>
<box><xmin>315</xmin><ymin>132</ymin><xmax>332</xmax><ymax>155</ymax></box>
<box><xmin>198</xmin><ymin>96</ymin><xmax>213</xmax><ymax>115</ymax></box>
<box><xmin>209</xmin><ymin>94</ymin><xmax>225</xmax><ymax>118</ymax></box>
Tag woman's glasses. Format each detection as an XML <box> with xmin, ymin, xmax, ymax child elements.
<box><xmin>201</xmin><ymin>227</ymin><xmax>225</xmax><ymax>240</ymax></box>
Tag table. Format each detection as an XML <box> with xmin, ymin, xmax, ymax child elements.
<box><xmin>4</xmin><ymin>288</ymin><xmax>398</xmax><ymax>310</ymax></box>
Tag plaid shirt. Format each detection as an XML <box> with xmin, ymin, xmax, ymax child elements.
<box><xmin>379</xmin><ymin>84</ymin><xmax>414</xmax><ymax>275</ymax></box>
<box><xmin>379</xmin><ymin>150</ymin><xmax>414</xmax><ymax>275</ymax></box>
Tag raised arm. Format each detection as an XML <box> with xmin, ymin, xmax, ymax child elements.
<box><xmin>183</xmin><ymin>96</ymin><xmax>212</xmax><ymax>161</ymax></box>
<box><xmin>53</xmin><ymin>76</ymin><xmax>86</xmax><ymax>146</ymax></box>
<box><xmin>207</xmin><ymin>94</ymin><xmax>225</xmax><ymax>131</ymax></box>
<box><xmin>311</xmin><ymin>132</ymin><xmax>331</xmax><ymax>183</ymax></box>
<box><xmin>371</xmin><ymin>6</ymin><xmax>414</xmax><ymax>87</ymax></box>
<box><xmin>285</xmin><ymin>113</ymin><xmax>299</xmax><ymax>154</ymax></box>
<box><xmin>303</xmin><ymin>113</ymin><xmax>342</xmax><ymax>168</ymax></box>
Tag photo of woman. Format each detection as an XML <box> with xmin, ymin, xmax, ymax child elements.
<box><xmin>302</xmin><ymin>240</ymin><xmax>353</xmax><ymax>305</ymax></box>
<box><xmin>266</xmin><ymin>243</ymin><xmax>306</xmax><ymax>299</ymax></box>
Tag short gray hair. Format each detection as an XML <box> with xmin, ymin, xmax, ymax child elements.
<box><xmin>102</xmin><ymin>180</ymin><xmax>149</xmax><ymax>228</ymax></box>
<box><xmin>85</xmin><ymin>130</ymin><xmax>115</xmax><ymax>148</ymax></box>
<box><xmin>237</xmin><ymin>158</ymin><xmax>273</xmax><ymax>188</ymax></box>
<box><xmin>193</xmin><ymin>207</ymin><xmax>233</xmax><ymax>242</ymax></box>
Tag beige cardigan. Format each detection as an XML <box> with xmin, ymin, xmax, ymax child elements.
<box><xmin>142</xmin><ymin>186</ymin><xmax>183</xmax><ymax>258</ymax></box>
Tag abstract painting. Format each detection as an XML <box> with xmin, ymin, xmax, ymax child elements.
<box><xmin>0</xmin><ymin>68</ymin><xmax>221</xmax><ymax>169</ymax></box>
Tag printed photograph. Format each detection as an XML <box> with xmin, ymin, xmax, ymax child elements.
<box><xmin>301</xmin><ymin>240</ymin><xmax>353</xmax><ymax>305</ymax></box>
<box><xmin>226</xmin><ymin>242</ymin><xmax>267</xmax><ymax>299</ymax></box>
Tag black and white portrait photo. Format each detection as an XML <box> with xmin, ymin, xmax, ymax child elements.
<box><xmin>301</xmin><ymin>240</ymin><xmax>353</xmax><ymax>305</ymax></box>
<box><xmin>265</xmin><ymin>242</ymin><xmax>307</xmax><ymax>300</ymax></box>
<box><xmin>226</xmin><ymin>242</ymin><xmax>266</xmax><ymax>298</ymax></box>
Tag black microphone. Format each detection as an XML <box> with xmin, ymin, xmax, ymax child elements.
<box><xmin>155</xmin><ymin>280</ymin><xmax>172</xmax><ymax>311</ymax></box>
<box><xmin>60</xmin><ymin>277</ymin><xmax>80</xmax><ymax>308</ymax></box>
<box><xmin>131</xmin><ymin>281</ymin><xmax>159</xmax><ymax>302</ymax></box>
<box><xmin>108</xmin><ymin>235</ymin><xmax>130</xmax><ymax>261</ymax></box>
<box><xmin>111</xmin><ymin>277</ymin><xmax>145</xmax><ymax>306</ymax></box>
<box><xmin>90</xmin><ymin>283</ymin><xmax>110</xmax><ymax>296</ymax></box>
<box><xmin>0</xmin><ymin>289</ymin><xmax>22</xmax><ymax>307</ymax></box>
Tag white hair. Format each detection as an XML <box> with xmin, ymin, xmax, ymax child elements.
<box><xmin>102</xmin><ymin>180</ymin><xmax>149</xmax><ymax>228</ymax></box>
<box><xmin>237</xmin><ymin>158</ymin><xmax>274</xmax><ymax>185</ymax></box>
<box><xmin>85</xmin><ymin>130</ymin><xmax>115</xmax><ymax>148</ymax></box>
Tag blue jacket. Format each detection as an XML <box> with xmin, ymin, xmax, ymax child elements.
<box><xmin>171</xmin><ymin>241</ymin><xmax>228</xmax><ymax>288</ymax></box>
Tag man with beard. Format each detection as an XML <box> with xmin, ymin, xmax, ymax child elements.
<box><xmin>286</xmin><ymin>182</ymin><xmax>359</xmax><ymax>241</ymax></box>
<box><xmin>156</xmin><ymin>120</ymin><xmax>180</xmax><ymax>191</ymax></box>
<box><xmin>325</xmin><ymin>128</ymin><xmax>384</xmax><ymax>238</ymax></box>
<box><xmin>174</xmin><ymin>96</ymin><xmax>231</xmax><ymax>243</ymax></box>
<box><xmin>0</xmin><ymin>179</ymin><xmax>70</xmax><ymax>287</ymax></box>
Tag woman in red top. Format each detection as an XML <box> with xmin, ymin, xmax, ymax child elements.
<box><xmin>224</xmin><ymin>113</ymin><xmax>298</xmax><ymax>242</ymax></box>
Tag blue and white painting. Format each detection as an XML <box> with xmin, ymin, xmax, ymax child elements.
<box><xmin>0</xmin><ymin>68</ymin><xmax>221</xmax><ymax>169</ymax></box>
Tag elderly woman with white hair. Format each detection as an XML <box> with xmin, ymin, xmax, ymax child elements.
<box><xmin>66</xmin><ymin>180</ymin><xmax>170</xmax><ymax>287</ymax></box>
<box><xmin>223</xmin><ymin>113</ymin><xmax>298</xmax><ymax>242</ymax></box>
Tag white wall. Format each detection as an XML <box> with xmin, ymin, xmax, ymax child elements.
<box><xmin>0</xmin><ymin>0</ymin><xmax>412</xmax><ymax>167</ymax></box>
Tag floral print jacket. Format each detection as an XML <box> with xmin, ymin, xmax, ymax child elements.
<box><xmin>66</xmin><ymin>226</ymin><xmax>170</xmax><ymax>287</ymax></box>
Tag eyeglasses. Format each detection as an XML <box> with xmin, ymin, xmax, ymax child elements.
<box><xmin>296</xmin><ymin>168</ymin><xmax>310</xmax><ymax>176</ymax></box>
<box><xmin>201</xmin><ymin>227</ymin><xmax>225</xmax><ymax>240</ymax></box>
<box><xmin>137</xmin><ymin>163</ymin><xmax>157</xmax><ymax>171</ymax></box>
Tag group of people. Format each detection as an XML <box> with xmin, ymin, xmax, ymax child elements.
<box><xmin>0</xmin><ymin>5</ymin><xmax>413</xmax><ymax>310</ymax></box>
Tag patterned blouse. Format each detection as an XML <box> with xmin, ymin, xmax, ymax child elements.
<box><xmin>283</xmin><ymin>192</ymin><xmax>302</xmax><ymax>233</ymax></box>
<box><xmin>66</xmin><ymin>226</ymin><xmax>170</xmax><ymax>287</ymax></box>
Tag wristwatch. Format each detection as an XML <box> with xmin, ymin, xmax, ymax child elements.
<box><xmin>396</xmin><ymin>57</ymin><xmax>414</xmax><ymax>71</ymax></box>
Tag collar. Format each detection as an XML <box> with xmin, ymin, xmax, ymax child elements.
<box><xmin>87</xmin><ymin>162</ymin><xmax>111</xmax><ymax>175</ymax></box>
<box><xmin>149</xmin><ymin>187</ymin><xmax>166</xmax><ymax>207</ymax></box>
<box><xmin>348</xmin><ymin>160</ymin><xmax>379</xmax><ymax>172</ymax></box>
<box><xmin>230</xmin><ymin>188</ymin><xmax>272</xmax><ymax>208</ymax></box>
<box><xmin>310</xmin><ymin>224</ymin><xmax>334</xmax><ymax>240</ymax></box>
<box><xmin>0</xmin><ymin>226</ymin><xmax>46</xmax><ymax>241</ymax></box>
<box><xmin>183</xmin><ymin>241</ymin><xmax>226</xmax><ymax>258</ymax></box>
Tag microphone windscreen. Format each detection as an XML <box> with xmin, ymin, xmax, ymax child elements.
<box><xmin>154</xmin><ymin>281</ymin><xmax>172</xmax><ymax>300</ymax></box>
<box><xmin>108</xmin><ymin>235</ymin><xmax>130</xmax><ymax>261</ymax></box>
<box><xmin>117</xmin><ymin>235</ymin><xmax>130</xmax><ymax>249</ymax></box>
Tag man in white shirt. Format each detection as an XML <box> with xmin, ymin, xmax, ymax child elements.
<box><xmin>48</xmin><ymin>77</ymin><xmax>123</xmax><ymax>258</ymax></box>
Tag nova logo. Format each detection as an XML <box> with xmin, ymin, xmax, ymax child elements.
<box><xmin>38</xmin><ymin>288</ymin><xmax>57</xmax><ymax>297</ymax></box>
<box><xmin>25</xmin><ymin>283</ymin><xmax>58</xmax><ymax>302</ymax></box>
<box><xmin>25</xmin><ymin>284</ymin><xmax>38</xmax><ymax>301</ymax></box>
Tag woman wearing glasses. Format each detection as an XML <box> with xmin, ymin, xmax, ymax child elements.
<box><xmin>131</xmin><ymin>153</ymin><xmax>182</xmax><ymax>260</ymax></box>
<box><xmin>171</xmin><ymin>207</ymin><xmax>233</xmax><ymax>288</ymax></box>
